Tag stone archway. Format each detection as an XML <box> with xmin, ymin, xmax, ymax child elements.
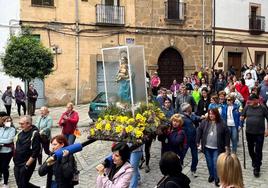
<box><xmin>157</xmin><ymin>48</ymin><xmax>184</xmax><ymax>88</ymax></box>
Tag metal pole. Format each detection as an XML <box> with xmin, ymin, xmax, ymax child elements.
<box><xmin>241</xmin><ymin>120</ymin><xmax>246</xmax><ymax>169</ymax></box>
<box><xmin>75</xmin><ymin>0</ymin><xmax>80</xmax><ymax>105</ymax></box>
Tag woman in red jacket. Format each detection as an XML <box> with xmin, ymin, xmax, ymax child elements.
<box><xmin>235</xmin><ymin>78</ymin><xmax>250</xmax><ymax>106</ymax></box>
<box><xmin>58</xmin><ymin>102</ymin><xmax>79</xmax><ymax>144</ymax></box>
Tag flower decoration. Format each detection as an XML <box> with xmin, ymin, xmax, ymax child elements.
<box><xmin>88</xmin><ymin>103</ymin><xmax>166</xmax><ymax>143</ymax></box>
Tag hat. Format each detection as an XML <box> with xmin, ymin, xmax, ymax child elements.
<box><xmin>181</xmin><ymin>103</ymin><xmax>191</xmax><ymax>112</ymax></box>
<box><xmin>248</xmin><ymin>94</ymin><xmax>259</xmax><ymax>100</ymax></box>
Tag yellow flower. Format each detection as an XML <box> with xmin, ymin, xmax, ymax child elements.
<box><xmin>115</xmin><ymin>125</ymin><xmax>124</xmax><ymax>133</ymax></box>
<box><xmin>136</xmin><ymin>113</ymin><xmax>146</xmax><ymax>123</ymax></box>
<box><xmin>134</xmin><ymin>128</ymin><xmax>143</xmax><ymax>138</ymax></box>
<box><xmin>90</xmin><ymin>128</ymin><xmax>95</xmax><ymax>136</ymax></box>
<box><xmin>127</xmin><ymin>118</ymin><xmax>135</xmax><ymax>125</ymax></box>
<box><xmin>105</xmin><ymin>123</ymin><xmax>112</xmax><ymax>131</ymax></box>
<box><xmin>104</xmin><ymin>115</ymin><xmax>109</xmax><ymax>120</ymax></box>
<box><xmin>97</xmin><ymin>117</ymin><xmax>102</xmax><ymax>122</ymax></box>
<box><xmin>125</xmin><ymin>125</ymin><xmax>134</xmax><ymax>133</ymax></box>
<box><xmin>96</xmin><ymin>122</ymin><xmax>103</xmax><ymax>130</ymax></box>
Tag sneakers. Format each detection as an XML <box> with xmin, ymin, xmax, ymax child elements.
<box><xmin>2</xmin><ymin>184</ymin><xmax>9</xmax><ymax>188</ymax></box>
<box><xmin>253</xmin><ymin>168</ymin><xmax>260</xmax><ymax>177</ymax></box>
<box><xmin>145</xmin><ymin>165</ymin><xmax>150</xmax><ymax>173</ymax></box>
<box><xmin>208</xmin><ymin>176</ymin><xmax>214</xmax><ymax>183</ymax></box>
<box><xmin>191</xmin><ymin>171</ymin><xmax>198</xmax><ymax>178</ymax></box>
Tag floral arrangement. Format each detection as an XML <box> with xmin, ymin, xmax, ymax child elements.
<box><xmin>88</xmin><ymin>103</ymin><xmax>166</xmax><ymax>143</ymax></box>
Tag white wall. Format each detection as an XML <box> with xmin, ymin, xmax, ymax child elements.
<box><xmin>0</xmin><ymin>0</ymin><xmax>24</xmax><ymax>105</ymax></box>
<box><xmin>216</xmin><ymin>0</ymin><xmax>268</xmax><ymax>31</ymax></box>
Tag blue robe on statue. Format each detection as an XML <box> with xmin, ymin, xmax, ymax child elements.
<box><xmin>118</xmin><ymin>79</ymin><xmax>131</xmax><ymax>102</ymax></box>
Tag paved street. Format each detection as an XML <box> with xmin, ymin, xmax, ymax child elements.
<box><xmin>4</xmin><ymin>104</ymin><xmax>268</xmax><ymax>188</ymax></box>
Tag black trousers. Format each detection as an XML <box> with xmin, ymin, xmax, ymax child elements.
<box><xmin>144</xmin><ymin>138</ymin><xmax>153</xmax><ymax>166</ymax></box>
<box><xmin>4</xmin><ymin>105</ymin><xmax>11</xmax><ymax>116</ymax></box>
<box><xmin>28</xmin><ymin>101</ymin><xmax>36</xmax><ymax>116</ymax></box>
<box><xmin>17</xmin><ymin>102</ymin><xmax>26</xmax><ymax>116</ymax></box>
<box><xmin>246</xmin><ymin>132</ymin><xmax>264</xmax><ymax>170</ymax></box>
<box><xmin>14</xmin><ymin>162</ymin><xmax>39</xmax><ymax>188</ymax></box>
<box><xmin>0</xmin><ymin>152</ymin><xmax>13</xmax><ymax>185</ymax></box>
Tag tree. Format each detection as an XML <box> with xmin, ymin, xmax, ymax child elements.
<box><xmin>1</xmin><ymin>28</ymin><xmax>54</xmax><ymax>82</ymax></box>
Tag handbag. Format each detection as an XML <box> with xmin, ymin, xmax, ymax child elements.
<box><xmin>74</xmin><ymin>129</ymin><xmax>81</xmax><ymax>137</ymax></box>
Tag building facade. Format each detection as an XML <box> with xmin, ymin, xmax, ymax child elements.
<box><xmin>5</xmin><ymin>0</ymin><xmax>212</xmax><ymax>105</ymax></box>
<box><xmin>214</xmin><ymin>0</ymin><xmax>268</xmax><ymax>77</ymax></box>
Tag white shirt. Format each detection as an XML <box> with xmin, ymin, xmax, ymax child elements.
<box><xmin>244</xmin><ymin>69</ymin><xmax>258</xmax><ymax>81</ymax></box>
<box><xmin>227</xmin><ymin>105</ymin><xmax>235</xmax><ymax>127</ymax></box>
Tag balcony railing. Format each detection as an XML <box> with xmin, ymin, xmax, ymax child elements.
<box><xmin>96</xmin><ymin>4</ymin><xmax>125</xmax><ymax>26</ymax></box>
<box><xmin>249</xmin><ymin>15</ymin><xmax>265</xmax><ymax>34</ymax></box>
<box><xmin>164</xmin><ymin>0</ymin><xmax>186</xmax><ymax>23</ymax></box>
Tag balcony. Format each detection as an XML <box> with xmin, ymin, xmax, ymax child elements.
<box><xmin>96</xmin><ymin>4</ymin><xmax>125</xmax><ymax>26</ymax></box>
<box><xmin>249</xmin><ymin>15</ymin><xmax>265</xmax><ymax>35</ymax></box>
<box><xmin>164</xmin><ymin>0</ymin><xmax>186</xmax><ymax>24</ymax></box>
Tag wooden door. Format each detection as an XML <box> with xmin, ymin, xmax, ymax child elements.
<box><xmin>157</xmin><ymin>48</ymin><xmax>184</xmax><ymax>89</ymax></box>
<box><xmin>228</xmin><ymin>52</ymin><xmax>242</xmax><ymax>78</ymax></box>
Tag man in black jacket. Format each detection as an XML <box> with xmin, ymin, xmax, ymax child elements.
<box><xmin>13</xmin><ymin>115</ymin><xmax>41</xmax><ymax>188</ymax></box>
<box><xmin>240</xmin><ymin>94</ymin><xmax>268</xmax><ymax>177</ymax></box>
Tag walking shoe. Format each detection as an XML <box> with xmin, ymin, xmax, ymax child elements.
<box><xmin>2</xmin><ymin>184</ymin><xmax>9</xmax><ymax>188</ymax></box>
<box><xmin>215</xmin><ymin>178</ymin><xmax>220</xmax><ymax>187</ymax></box>
<box><xmin>253</xmin><ymin>168</ymin><xmax>260</xmax><ymax>177</ymax></box>
<box><xmin>145</xmin><ymin>165</ymin><xmax>150</xmax><ymax>173</ymax></box>
<box><xmin>191</xmin><ymin>171</ymin><xmax>198</xmax><ymax>178</ymax></box>
<box><xmin>208</xmin><ymin>176</ymin><xmax>214</xmax><ymax>183</ymax></box>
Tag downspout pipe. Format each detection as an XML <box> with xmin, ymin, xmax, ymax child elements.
<box><xmin>212</xmin><ymin>0</ymin><xmax>216</xmax><ymax>70</ymax></box>
<box><xmin>202</xmin><ymin>0</ymin><xmax>205</xmax><ymax>68</ymax></box>
<box><xmin>75</xmin><ymin>0</ymin><xmax>80</xmax><ymax>105</ymax></box>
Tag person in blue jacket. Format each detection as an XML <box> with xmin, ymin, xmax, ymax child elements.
<box><xmin>221</xmin><ymin>95</ymin><xmax>241</xmax><ymax>153</ymax></box>
<box><xmin>181</xmin><ymin>103</ymin><xmax>204</xmax><ymax>177</ymax></box>
<box><xmin>158</xmin><ymin>114</ymin><xmax>186</xmax><ymax>163</ymax></box>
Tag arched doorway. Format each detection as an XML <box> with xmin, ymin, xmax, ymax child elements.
<box><xmin>157</xmin><ymin>48</ymin><xmax>184</xmax><ymax>88</ymax></box>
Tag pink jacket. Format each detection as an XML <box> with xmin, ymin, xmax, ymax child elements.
<box><xmin>96</xmin><ymin>162</ymin><xmax>133</xmax><ymax>188</ymax></box>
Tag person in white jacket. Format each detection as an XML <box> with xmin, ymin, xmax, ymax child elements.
<box><xmin>244</xmin><ymin>64</ymin><xmax>258</xmax><ymax>82</ymax></box>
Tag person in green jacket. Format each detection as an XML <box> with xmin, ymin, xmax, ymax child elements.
<box><xmin>192</xmin><ymin>84</ymin><xmax>201</xmax><ymax>106</ymax></box>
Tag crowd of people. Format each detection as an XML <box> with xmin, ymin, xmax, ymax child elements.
<box><xmin>1</xmin><ymin>64</ymin><xmax>268</xmax><ymax>188</ymax></box>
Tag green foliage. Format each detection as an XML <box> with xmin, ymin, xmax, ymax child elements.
<box><xmin>1</xmin><ymin>30</ymin><xmax>54</xmax><ymax>81</ymax></box>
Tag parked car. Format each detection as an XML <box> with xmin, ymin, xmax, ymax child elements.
<box><xmin>88</xmin><ymin>92</ymin><xmax>117</xmax><ymax>121</ymax></box>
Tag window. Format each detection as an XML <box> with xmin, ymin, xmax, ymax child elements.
<box><xmin>165</xmin><ymin>0</ymin><xmax>185</xmax><ymax>21</ymax></box>
<box><xmin>32</xmin><ymin>0</ymin><xmax>54</xmax><ymax>6</ymax></box>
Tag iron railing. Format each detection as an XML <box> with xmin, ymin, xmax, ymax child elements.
<box><xmin>96</xmin><ymin>4</ymin><xmax>125</xmax><ymax>25</ymax></box>
<box><xmin>249</xmin><ymin>15</ymin><xmax>265</xmax><ymax>33</ymax></box>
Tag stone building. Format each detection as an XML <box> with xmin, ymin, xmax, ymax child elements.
<box><xmin>17</xmin><ymin>0</ymin><xmax>212</xmax><ymax>105</ymax></box>
<box><xmin>214</xmin><ymin>0</ymin><xmax>268</xmax><ymax>78</ymax></box>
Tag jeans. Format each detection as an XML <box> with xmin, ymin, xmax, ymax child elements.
<box><xmin>64</xmin><ymin>134</ymin><xmax>76</xmax><ymax>145</ymax></box>
<box><xmin>183</xmin><ymin>140</ymin><xmax>198</xmax><ymax>172</ymax></box>
<box><xmin>14</xmin><ymin>162</ymin><xmax>39</xmax><ymax>188</ymax></box>
<box><xmin>0</xmin><ymin>152</ymin><xmax>13</xmax><ymax>184</ymax></box>
<box><xmin>228</xmin><ymin>126</ymin><xmax>238</xmax><ymax>153</ymax></box>
<box><xmin>246</xmin><ymin>132</ymin><xmax>264</xmax><ymax>170</ymax></box>
<box><xmin>130</xmin><ymin>151</ymin><xmax>143</xmax><ymax>188</ymax></box>
<box><xmin>204</xmin><ymin>147</ymin><xmax>218</xmax><ymax>179</ymax></box>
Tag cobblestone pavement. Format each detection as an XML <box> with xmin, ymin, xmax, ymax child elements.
<box><xmin>4</xmin><ymin>105</ymin><xmax>268</xmax><ymax>188</ymax></box>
